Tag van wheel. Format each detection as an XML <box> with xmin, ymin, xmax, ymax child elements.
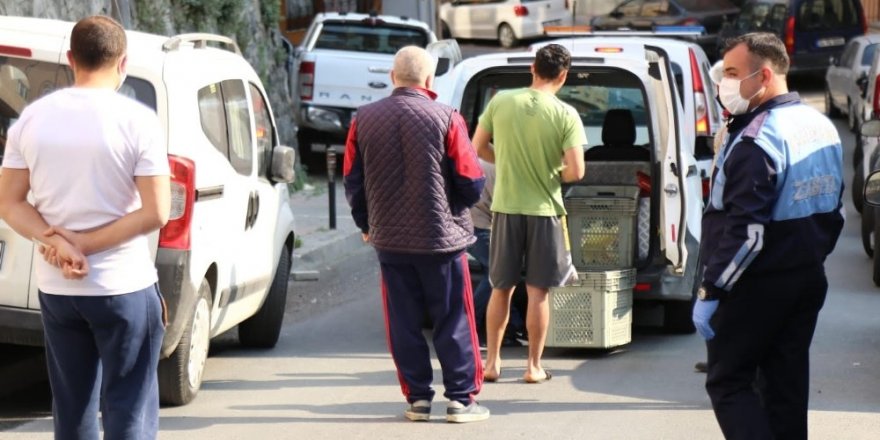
<box><xmin>853</xmin><ymin>159</ymin><xmax>865</xmax><ymax>214</ymax></box>
<box><xmin>862</xmin><ymin>205</ymin><xmax>874</xmax><ymax>258</ymax></box>
<box><xmin>873</xmin><ymin>211</ymin><xmax>880</xmax><ymax>287</ymax></box>
<box><xmin>239</xmin><ymin>247</ymin><xmax>291</xmax><ymax>348</ymax></box>
<box><xmin>825</xmin><ymin>89</ymin><xmax>840</xmax><ymax>118</ymax></box>
<box><xmin>498</xmin><ymin>24</ymin><xmax>517</xmax><ymax>48</ymax></box>
<box><xmin>159</xmin><ymin>279</ymin><xmax>212</xmax><ymax>406</ymax></box>
<box><xmin>663</xmin><ymin>299</ymin><xmax>696</xmax><ymax>334</ymax></box>
<box><xmin>853</xmin><ymin>134</ymin><xmax>863</xmax><ymax>170</ymax></box>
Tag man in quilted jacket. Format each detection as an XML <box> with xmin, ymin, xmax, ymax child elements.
<box><xmin>343</xmin><ymin>46</ymin><xmax>488</xmax><ymax>423</ymax></box>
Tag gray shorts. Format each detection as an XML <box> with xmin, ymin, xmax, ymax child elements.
<box><xmin>489</xmin><ymin>213</ymin><xmax>575</xmax><ymax>289</ymax></box>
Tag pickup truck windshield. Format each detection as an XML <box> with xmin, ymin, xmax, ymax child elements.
<box><xmin>314</xmin><ymin>22</ymin><xmax>430</xmax><ymax>54</ymax></box>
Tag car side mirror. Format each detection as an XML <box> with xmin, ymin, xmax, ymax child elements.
<box><xmin>271</xmin><ymin>145</ymin><xmax>297</xmax><ymax>183</ymax></box>
<box><xmin>864</xmin><ymin>170</ymin><xmax>880</xmax><ymax>207</ymax></box>
<box><xmin>427</xmin><ymin>39</ymin><xmax>462</xmax><ymax>76</ymax></box>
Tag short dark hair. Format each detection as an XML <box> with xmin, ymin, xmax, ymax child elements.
<box><xmin>534</xmin><ymin>44</ymin><xmax>571</xmax><ymax>80</ymax></box>
<box><xmin>70</xmin><ymin>15</ymin><xmax>126</xmax><ymax>70</ymax></box>
<box><xmin>722</xmin><ymin>32</ymin><xmax>789</xmax><ymax>76</ymax></box>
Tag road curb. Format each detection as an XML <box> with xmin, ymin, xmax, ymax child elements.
<box><xmin>291</xmin><ymin>229</ymin><xmax>367</xmax><ymax>276</ymax></box>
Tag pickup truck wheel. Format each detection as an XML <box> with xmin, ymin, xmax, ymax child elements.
<box><xmin>498</xmin><ymin>24</ymin><xmax>517</xmax><ymax>48</ymax></box>
<box><xmin>825</xmin><ymin>88</ymin><xmax>840</xmax><ymax>118</ymax></box>
<box><xmin>862</xmin><ymin>205</ymin><xmax>874</xmax><ymax>258</ymax></box>
<box><xmin>239</xmin><ymin>247</ymin><xmax>291</xmax><ymax>348</ymax></box>
<box><xmin>158</xmin><ymin>279</ymin><xmax>212</xmax><ymax>406</ymax></box>
<box><xmin>853</xmin><ymin>159</ymin><xmax>865</xmax><ymax>214</ymax></box>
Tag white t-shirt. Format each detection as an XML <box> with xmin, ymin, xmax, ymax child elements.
<box><xmin>2</xmin><ymin>87</ymin><xmax>169</xmax><ymax>296</ymax></box>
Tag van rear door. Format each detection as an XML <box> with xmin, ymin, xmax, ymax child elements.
<box><xmin>645</xmin><ymin>45</ymin><xmax>702</xmax><ymax>283</ymax></box>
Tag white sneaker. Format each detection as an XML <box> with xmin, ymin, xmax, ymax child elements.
<box><xmin>404</xmin><ymin>400</ymin><xmax>431</xmax><ymax>421</ymax></box>
<box><xmin>446</xmin><ymin>400</ymin><xmax>490</xmax><ymax>423</ymax></box>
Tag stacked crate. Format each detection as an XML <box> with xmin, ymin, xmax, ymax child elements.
<box><xmin>546</xmin><ymin>185</ymin><xmax>639</xmax><ymax>349</ymax></box>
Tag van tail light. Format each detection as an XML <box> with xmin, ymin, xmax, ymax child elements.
<box><xmin>299</xmin><ymin>61</ymin><xmax>315</xmax><ymax>101</ymax></box>
<box><xmin>689</xmin><ymin>49</ymin><xmax>710</xmax><ymax>136</ymax></box>
<box><xmin>514</xmin><ymin>5</ymin><xmax>529</xmax><ymax>16</ymax></box>
<box><xmin>874</xmin><ymin>74</ymin><xmax>880</xmax><ymax>119</ymax></box>
<box><xmin>0</xmin><ymin>45</ymin><xmax>32</xmax><ymax>58</ymax></box>
<box><xmin>702</xmin><ymin>176</ymin><xmax>711</xmax><ymax>201</ymax></box>
<box><xmin>637</xmin><ymin>171</ymin><xmax>651</xmax><ymax>197</ymax></box>
<box><xmin>159</xmin><ymin>155</ymin><xmax>195</xmax><ymax>251</ymax></box>
<box><xmin>784</xmin><ymin>16</ymin><xmax>795</xmax><ymax>56</ymax></box>
<box><xmin>634</xmin><ymin>283</ymin><xmax>651</xmax><ymax>293</ymax></box>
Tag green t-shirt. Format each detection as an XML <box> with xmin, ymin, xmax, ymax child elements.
<box><xmin>478</xmin><ymin>88</ymin><xmax>587</xmax><ymax>216</ymax></box>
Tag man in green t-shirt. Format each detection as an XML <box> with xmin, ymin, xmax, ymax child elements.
<box><xmin>472</xmin><ymin>44</ymin><xmax>587</xmax><ymax>384</ymax></box>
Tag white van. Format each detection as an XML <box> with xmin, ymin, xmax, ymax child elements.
<box><xmin>0</xmin><ymin>17</ymin><xmax>297</xmax><ymax>405</ymax></box>
<box><xmin>433</xmin><ymin>41</ymin><xmax>704</xmax><ymax>332</ymax></box>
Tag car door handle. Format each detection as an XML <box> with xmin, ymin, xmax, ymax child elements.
<box><xmin>245</xmin><ymin>191</ymin><xmax>260</xmax><ymax>229</ymax></box>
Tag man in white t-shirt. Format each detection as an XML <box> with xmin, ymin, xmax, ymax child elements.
<box><xmin>0</xmin><ymin>15</ymin><xmax>170</xmax><ymax>439</ymax></box>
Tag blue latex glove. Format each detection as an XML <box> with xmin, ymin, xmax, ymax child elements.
<box><xmin>693</xmin><ymin>299</ymin><xmax>720</xmax><ymax>340</ymax></box>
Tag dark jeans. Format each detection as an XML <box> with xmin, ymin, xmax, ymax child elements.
<box><xmin>705</xmin><ymin>267</ymin><xmax>827</xmax><ymax>440</ymax></box>
<box><xmin>39</xmin><ymin>284</ymin><xmax>165</xmax><ymax>440</ymax></box>
<box><xmin>469</xmin><ymin>227</ymin><xmax>524</xmax><ymax>341</ymax></box>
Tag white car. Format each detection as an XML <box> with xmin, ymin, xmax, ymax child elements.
<box><xmin>0</xmin><ymin>17</ymin><xmax>297</xmax><ymax>406</ymax></box>
<box><xmin>533</xmin><ymin>33</ymin><xmax>724</xmax><ymax>200</ymax></box>
<box><xmin>433</xmin><ymin>41</ymin><xmax>704</xmax><ymax>332</ymax></box>
<box><xmin>439</xmin><ymin>0</ymin><xmax>571</xmax><ymax>48</ymax></box>
<box><xmin>825</xmin><ymin>33</ymin><xmax>880</xmax><ymax>133</ymax></box>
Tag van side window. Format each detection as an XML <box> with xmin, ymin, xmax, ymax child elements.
<box><xmin>222</xmin><ymin>80</ymin><xmax>253</xmax><ymax>176</ymax></box>
<box><xmin>197</xmin><ymin>80</ymin><xmax>254</xmax><ymax>176</ymax></box>
<box><xmin>249</xmin><ymin>83</ymin><xmax>274</xmax><ymax>178</ymax></box>
<box><xmin>198</xmin><ymin>83</ymin><xmax>230</xmax><ymax>158</ymax></box>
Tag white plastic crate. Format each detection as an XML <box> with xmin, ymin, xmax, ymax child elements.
<box><xmin>546</xmin><ymin>269</ymin><xmax>635</xmax><ymax>349</ymax></box>
<box><xmin>565</xmin><ymin>186</ymin><xmax>639</xmax><ymax>269</ymax></box>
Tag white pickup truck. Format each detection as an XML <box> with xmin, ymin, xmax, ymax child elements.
<box><xmin>292</xmin><ymin>12</ymin><xmax>437</xmax><ymax>166</ymax></box>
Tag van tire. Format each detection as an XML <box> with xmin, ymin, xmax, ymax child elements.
<box><xmin>873</xmin><ymin>211</ymin><xmax>880</xmax><ymax>287</ymax></box>
<box><xmin>239</xmin><ymin>247</ymin><xmax>291</xmax><ymax>348</ymax></box>
<box><xmin>158</xmin><ymin>279</ymin><xmax>212</xmax><ymax>406</ymax></box>
<box><xmin>825</xmin><ymin>89</ymin><xmax>840</xmax><ymax>118</ymax></box>
<box><xmin>853</xmin><ymin>158</ymin><xmax>865</xmax><ymax>214</ymax></box>
<box><xmin>862</xmin><ymin>205</ymin><xmax>874</xmax><ymax>258</ymax></box>
<box><xmin>663</xmin><ymin>299</ymin><xmax>696</xmax><ymax>334</ymax></box>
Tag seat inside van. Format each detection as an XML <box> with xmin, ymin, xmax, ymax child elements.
<box><xmin>584</xmin><ymin>109</ymin><xmax>650</xmax><ymax>162</ymax></box>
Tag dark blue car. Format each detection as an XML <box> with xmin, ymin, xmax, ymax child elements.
<box><xmin>717</xmin><ymin>0</ymin><xmax>867</xmax><ymax>74</ymax></box>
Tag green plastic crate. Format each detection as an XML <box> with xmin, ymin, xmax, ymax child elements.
<box><xmin>565</xmin><ymin>186</ymin><xmax>639</xmax><ymax>270</ymax></box>
<box><xmin>546</xmin><ymin>269</ymin><xmax>635</xmax><ymax>349</ymax></box>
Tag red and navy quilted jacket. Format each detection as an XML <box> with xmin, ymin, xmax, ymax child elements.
<box><xmin>343</xmin><ymin>87</ymin><xmax>485</xmax><ymax>254</ymax></box>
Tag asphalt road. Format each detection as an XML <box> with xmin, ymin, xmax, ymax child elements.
<box><xmin>3</xmin><ymin>47</ymin><xmax>880</xmax><ymax>438</ymax></box>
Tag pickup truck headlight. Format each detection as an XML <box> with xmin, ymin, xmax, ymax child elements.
<box><xmin>304</xmin><ymin>106</ymin><xmax>343</xmax><ymax>131</ymax></box>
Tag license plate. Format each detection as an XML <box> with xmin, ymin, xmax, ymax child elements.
<box><xmin>816</xmin><ymin>37</ymin><xmax>845</xmax><ymax>48</ymax></box>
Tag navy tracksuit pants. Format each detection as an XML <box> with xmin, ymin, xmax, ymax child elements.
<box><xmin>706</xmin><ymin>267</ymin><xmax>827</xmax><ymax>440</ymax></box>
<box><xmin>39</xmin><ymin>284</ymin><xmax>165</xmax><ymax>440</ymax></box>
<box><xmin>377</xmin><ymin>250</ymin><xmax>483</xmax><ymax>405</ymax></box>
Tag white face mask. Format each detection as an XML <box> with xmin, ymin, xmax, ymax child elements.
<box><xmin>718</xmin><ymin>69</ymin><xmax>763</xmax><ymax>115</ymax></box>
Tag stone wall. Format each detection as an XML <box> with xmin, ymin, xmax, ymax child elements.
<box><xmin>0</xmin><ymin>0</ymin><xmax>297</xmax><ymax>151</ymax></box>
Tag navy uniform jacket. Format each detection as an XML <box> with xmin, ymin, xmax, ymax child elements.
<box><xmin>700</xmin><ymin>92</ymin><xmax>845</xmax><ymax>298</ymax></box>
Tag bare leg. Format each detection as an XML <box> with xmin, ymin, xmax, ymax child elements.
<box><xmin>484</xmin><ymin>286</ymin><xmax>514</xmax><ymax>381</ymax></box>
<box><xmin>523</xmin><ymin>284</ymin><xmax>550</xmax><ymax>382</ymax></box>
